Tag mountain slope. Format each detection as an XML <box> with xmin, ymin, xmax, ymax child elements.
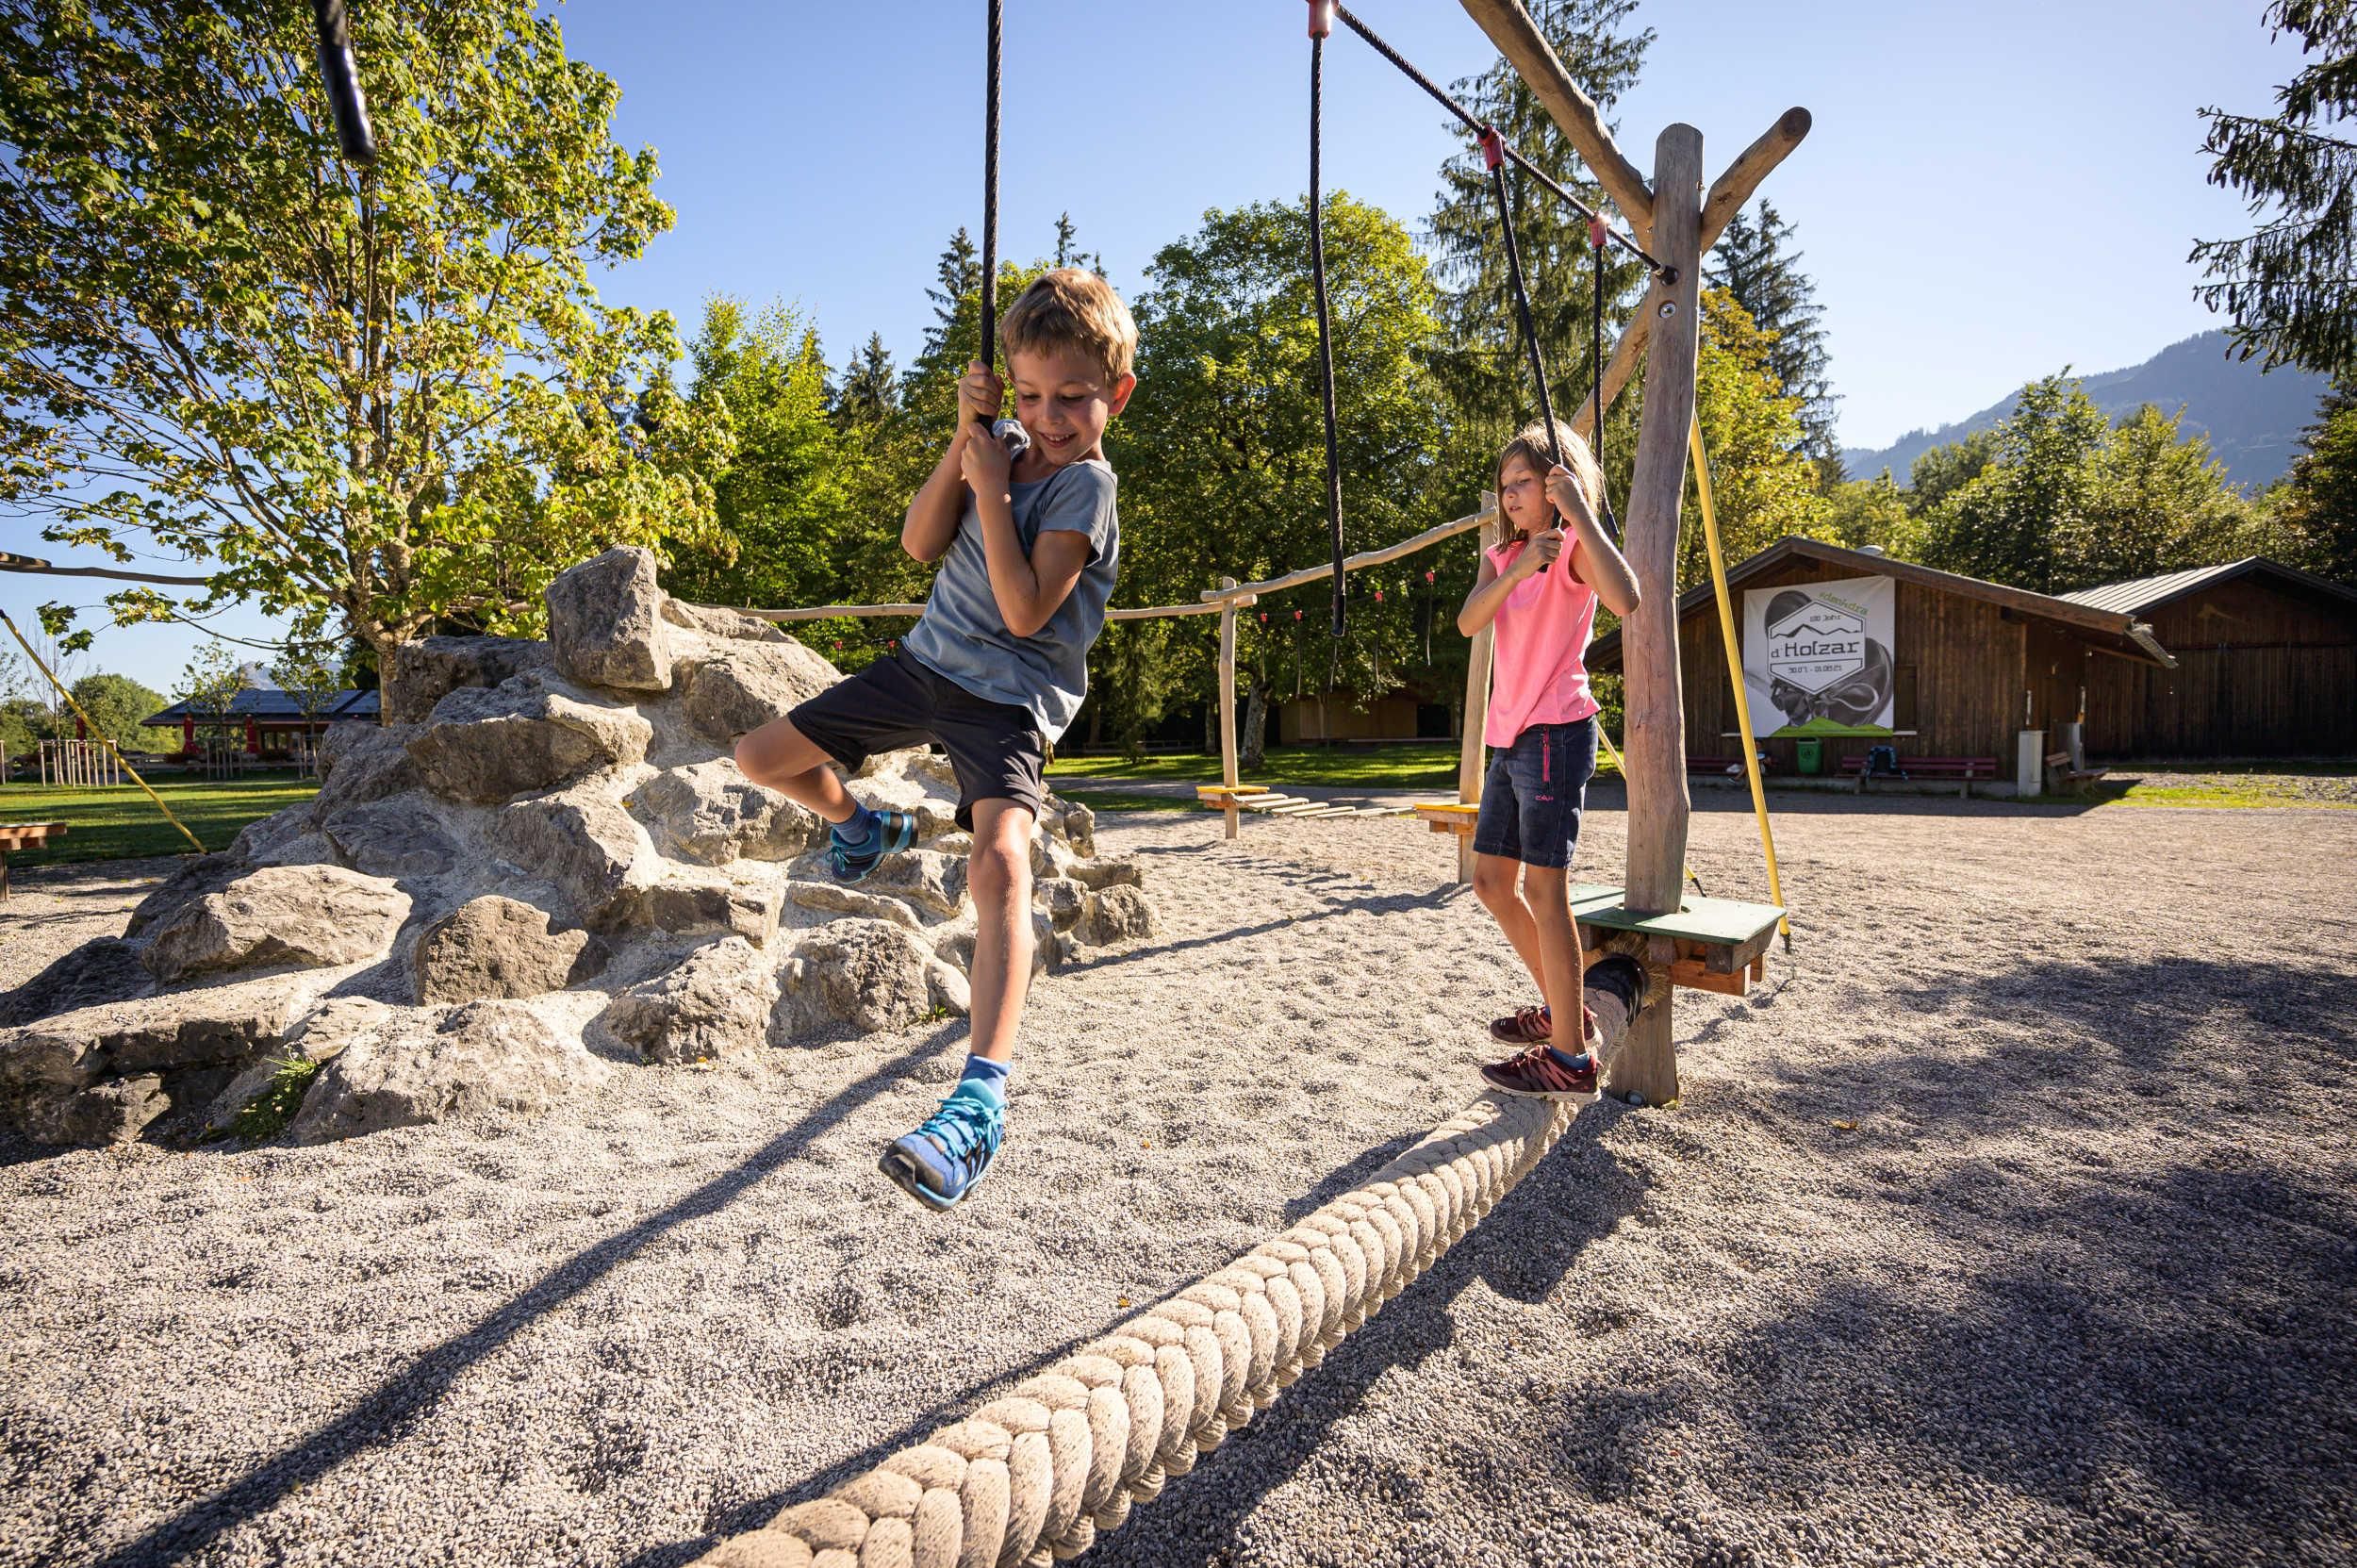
<box><xmin>1840</xmin><ymin>330</ymin><xmax>2329</xmax><ymax>490</ymax></box>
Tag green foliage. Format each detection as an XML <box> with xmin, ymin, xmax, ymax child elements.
<box><xmin>0</xmin><ymin>0</ymin><xmax>726</xmax><ymax>666</ymax></box>
<box><xmin>1818</xmin><ymin>471</ymin><xmax>1922</xmax><ymax>558</ymax></box>
<box><xmin>176</xmin><ymin>643</ymin><xmax>249</xmax><ymax>736</ymax></box>
<box><xmin>1112</xmin><ymin>194</ymin><xmax>1453</xmax><ymax>755</ymax></box>
<box><xmin>1687</xmin><ymin>289</ymin><xmax>1827</xmax><ymax>587</ymax></box>
<box><xmin>2191</xmin><ymin>1</ymin><xmax>2357</xmax><ymax>374</ymax></box>
<box><xmin>1424</xmin><ymin>0</ymin><xmax>1651</xmax><ymax>469</ymax></box>
<box><xmin>2267</xmin><ymin>381</ymin><xmax>2357</xmax><ymax>581</ymax></box>
<box><xmin>66</xmin><ymin>672</ymin><xmax>163</xmax><ymax>750</ymax></box>
<box><xmin>1709</xmin><ymin>202</ymin><xmax>1840</xmax><ymax>470</ymax></box>
<box><xmin>268</xmin><ymin>641</ymin><xmax>346</xmax><ymax>722</ymax></box>
<box><xmin>666</xmin><ymin>298</ymin><xmax>865</xmax><ymax>615</ymax></box>
<box><xmin>1912</xmin><ymin>375</ymin><xmax>2268</xmax><ymax>593</ymax></box>
<box><xmin>230</xmin><ymin>1055</ymin><xmax>321</xmax><ymax>1145</ymax></box>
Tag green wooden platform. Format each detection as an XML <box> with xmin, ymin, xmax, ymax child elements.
<box><xmin>1568</xmin><ymin>883</ymin><xmax>1784</xmax><ymax>949</ymax></box>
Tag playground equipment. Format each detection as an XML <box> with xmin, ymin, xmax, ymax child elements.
<box><xmin>35</xmin><ymin>737</ymin><xmax>124</xmax><ymax>788</ymax></box>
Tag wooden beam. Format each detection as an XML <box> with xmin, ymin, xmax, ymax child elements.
<box><xmin>1455</xmin><ymin>0</ymin><xmax>1655</xmax><ymax>242</ymax></box>
<box><xmin>1199</xmin><ymin>503</ymin><xmax>1496</xmax><ymax>604</ymax></box>
<box><xmin>1607</xmin><ymin>123</ymin><xmax>1705</xmax><ymax>1114</ymax></box>
<box><xmin>1569</xmin><ymin>107</ymin><xmax>1814</xmax><ymax>446</ymax></box>
<box><xmin>1217</xmin><ymin>577</ymin><xmax>1241</xmax><ymax>841</ymax></box>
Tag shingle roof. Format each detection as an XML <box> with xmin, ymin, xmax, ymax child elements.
<box><xmin>2056</xmin><ymin>556</ymin><xmax>2357</xmax><ymax>616</ymax></box>
<box><xmin>141</xmin><ymin>688</ymin><xmax>380</xmax><ymax>725</ymax></box>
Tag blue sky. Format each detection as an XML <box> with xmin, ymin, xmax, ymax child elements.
<box><xmin>0</xmin><ymin>0</ymin><xmax>2315</xmax><ymax>695</ymax></box>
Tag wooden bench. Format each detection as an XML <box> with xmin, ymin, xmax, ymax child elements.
<box><xmin>2044</xmin><ymin>751</ymin><xmax>2110</xmax><ymax>793</ymax></box>
<box><xmin>1686</xmin><ymin>755</ymin><xmax>1739</xmax><ymax>776</ymax></box>
<box><xmin>1413</xmin><ymin>801</ymin><xmax>1482</xmax><ymax>836</ymax></box>
<box><xmin>1837</xmin><ymin>753</ymin><xmax>1998</xmax><ymax>799</ymax></box>
<box><xmin>0</xmin><ymin>821</ymin><xmax>67</xmax><ymax>900</ymax></box>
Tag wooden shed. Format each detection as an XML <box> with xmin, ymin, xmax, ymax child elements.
<box><xmin>1587</xmin><ymin>538</ymin><xmax>2176</xmax><ymax>786</ymax></box>
<box><xmin>2057</xmin><ymin>557</ymin><xmax>2357</xmax><ymax>759</ymax></box>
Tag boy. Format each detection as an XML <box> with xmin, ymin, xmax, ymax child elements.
<box><xmin>733</xmin><ymin>269</ymin><xmax>1135</xmax><ymax>1212</ymax></box>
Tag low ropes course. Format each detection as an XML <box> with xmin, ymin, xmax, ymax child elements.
<box><xmin>697</xmin><ymin>957</ymin><xmax>1658</xmax><ymax>1568</ymax></box>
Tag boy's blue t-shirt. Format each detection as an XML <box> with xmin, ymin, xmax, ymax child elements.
<box><xmin>902</xmin><ymin>456</ymin><xmax>1119</xmax><ymax>741</ymax></box>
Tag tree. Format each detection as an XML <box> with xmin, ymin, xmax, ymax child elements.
<box><xmin>269</xmin><ymin>640</ymin><xmax>346</xmax><ymax>773</ymax></box>
<box><xmin>924</xmin><ymin>228</ymin><xmax>982</xmax><ymax>362</ymax></box>
<box><xmin>176</xmin><ymin>643</ymin><xmax>249</xmax><ymax>755</ymax></box>
<box><xmin>2269</xmin><ymin>381</ymin><xmax>2357</xmax><ymax>581</ymax></box>
<box><xmin>1116</xmin><ymin>193</ymin><xmax>1451</xmax><ymax>762</ymax></box>
<box><xmin>2191</xmin><ymin>1</ymin><xmax>2357</xmax><ymax>374</ymax></box>
<box><xmin>834</xmin><ymin>333</ymin><xmax>899</xmax><ymax>429</ymax></box>
<box><xmin>0</xmin><ymin>0</ymin><xmax>728</xmax><ymax>676</ymax></box>
<box><xmin>1426</xmin><ymin>0</ymin><xmax>1653</xmax><ymax>462</ymax></box>
<box><xmin>1684</xmin><ymin>289</ymin><xmax>1827</xmax><ymax>587</ymax></box>
<box><xmin>1708</xmin><ymin>201</ymin><xmax>1840</xmax><ymax>471</ymax></box>
<box><xmin>1904</xmin><ymin>427</ymin><xmax>2003</xmax><ymax>517</ymax></box>
<box><xmin>666</xmin><ymin>298</ymin><xmax>864</xmax><ymax>617</ymax></box>
<box><xmin>1819</xmin><ymin>471</ymin><xmax>1921</xmax><ymax>558</ymax></box>
<box><xmin>66</xmin><ymin>671</ymin><xmax>163</xmax><ymax>751</ymax></box>
<box><xmin>2070</xmin><ymin>404</ymin><xmax>2262</xmax><ymax>586</ymax></box>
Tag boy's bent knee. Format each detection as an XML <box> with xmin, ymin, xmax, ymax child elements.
<box><xmin>733</xmin><ymin>718</ymin><xmax>822</xmax><ymax>786</ymax></box>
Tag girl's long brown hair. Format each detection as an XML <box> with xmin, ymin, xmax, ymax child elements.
<box><xmin>1496</xmin><ymin>418</ymin><xmax>1605</xmax><ymax>545</ymax></box>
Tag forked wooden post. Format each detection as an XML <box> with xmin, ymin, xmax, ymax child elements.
<box><xmin>1611</xmin><ymin>123</ymin><xmax>1705</xmax><ymax>1108</ymax></box>
<box><xmin>1217</xmin><ymin>576</ymin><xmax>1242</xmax><ymax>841</ymax></box>
<box><xmin>1455</xmin><ymin>490</ymin><xmax>1502</xmax><ymax>883</ymax></box>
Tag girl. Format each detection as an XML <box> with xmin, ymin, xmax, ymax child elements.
<box><xmin>1456</xmin><ymin>418</ymin><xmax>1642</xmax><ymax>1098</ymax></box>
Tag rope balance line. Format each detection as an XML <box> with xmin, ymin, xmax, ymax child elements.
<box><xmin>0</xmin><ymin>607</ymin><xmax>208</xmax><ymax>856</ymax></box>
<box><xmin>692</xmin><ymin>959</ymin><xmax>1658</xmax><ymax>1568</ymax></box>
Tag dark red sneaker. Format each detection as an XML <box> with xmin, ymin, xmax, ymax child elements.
<box><xmin>1480</xmin><ymin>1044</ymin><xmax>1601</xmax><ymax>1102</ymax></box>
<box><xmin>1486</xmin><ymin>1005</ymin><xmax>1600</xmax><ymax>1047</ymax></box>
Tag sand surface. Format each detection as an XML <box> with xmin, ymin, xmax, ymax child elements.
<box><xmin>2</xmin><ymin>792</ymin><xmax>2352</xmax><ymax>1568</ymax></box>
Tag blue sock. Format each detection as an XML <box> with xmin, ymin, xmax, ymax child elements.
<box><xmin>958</xmin><ymin>1054</ymin><xmax>1010</xmax><ymax>1102</ymax></box>
<box><xmin>832</xmin><ymin>802</ymin><xmax>878</xmax><ymax>846</ymax></box>
<box><xmin>1545</xmin><ymin>1047</ymin><xmax>1592</xmax><ymax>1075</ymax></box>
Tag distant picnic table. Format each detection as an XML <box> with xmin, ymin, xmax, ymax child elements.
<box><xmin>0</xmin><ymin>821</ymin><xmax>67</xmax><ymax>900</ymax></box>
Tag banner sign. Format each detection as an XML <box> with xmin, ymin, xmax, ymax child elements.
<box><xmin>1743</xmin><ymin>574</ymin><xmax>1896</xmax><ymax>735</ymax></box>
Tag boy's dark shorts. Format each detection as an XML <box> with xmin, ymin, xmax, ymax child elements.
<box><xmin>787</xmin><ymin>650</ymin><xmax>1047</xmax><ymax>831</ymax></box>
<box><xmin>1472</xmin><ymin>716</ymin><xmax>1598</xmax><ymax>870</ymax></box>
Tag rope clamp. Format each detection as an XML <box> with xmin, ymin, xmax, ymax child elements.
<box><xmin>1477</xmin><ymin>126</ymin><xmax>1505</xmax><ymax>172</ymax></box>
<box><xmin>1587</xmin><ymin>215</ymin><xmax>1607</xmax><ymax>251</ymax></box>
<box><xmin>1307</xmin><ymin>0</ymin><xmax>1333</xmax><ymax>39</ymax></box>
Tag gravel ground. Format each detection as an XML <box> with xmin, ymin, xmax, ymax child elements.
<box><xmin>2</xmin><ymin>792</ymin><xmax>2353</xmax><ymax>1568</ymax></box>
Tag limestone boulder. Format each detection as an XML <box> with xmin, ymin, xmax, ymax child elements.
<box><xmin>410</xmin><ymin>895</ymin><xmax>601</xmax><ymax>1005</ymax></box>
<box><xmin>677</xmin><ymin>640</ymin><xmax>841</xmax><ymax>745</ymax></box>
<box><xmin>633</xmin><ymin>760</ymin><xmax>817</xmax><ymax>866</ymax></box>
<box><xmin>546</xmin><ymin>547</ymin><xmax>673</xmax><ymax>693</ymax></box>
<box><xmin>0</xmin><ymin>976</ymin><xmax>298</xmax><ymax>1089</ymax></box>
<box><xmin>288</xmin><ymin>999</ymin><xmax>612</xmax><ymax>1143</ymax></box>
<box><xmin>383</xmin><ymin>635</ymin><xmax>552</xmax><ymax>725</ymax></box>
<box><xmin>864</xmin><ymin>848</ymin><xmax>969</xmax><ymax>918</ymax></box>
<box><xmin>323</xmin><ymin>801</ymin><xmax>461</xmax><ymax>880</ymax></box>
<box><xmin>19</xmin><ymin>1076</ymin><xmax>170</xmax><ymax>1147</ymax></box>
<box><xmin>486</xmin><ymin>784</ymin><xmax>652</xmax><ymax>928</ymax></box>
<box><xmin>661</xmin><ymin>598</ymin><xmax>792</xmax><ymax>642</ymax></box>
<box><xmin>0</xmin><ymin>938</ymin><xmax>152</xmax><ymax>1028</ymax></box>
<box><xmin>1035</xmin><ymin>876</ymin><xmax>1088</xmax><ymax>933</ymax></box>
<box><xmin>1069</xmin><ymin>852</ymin><xmax>1146</xmax><ymax>892</ymax></box>
<box><xmin>631</xmin><ymin>866</ymin><xmax>780</xmax><ymax>948</ymax></box>
<box><xmin>405</xmin><ymin>677</ymin><xmax>651</xmax><ymax>805</ymax></box>
<box><xmin>602</xmin><ymin>937</ymin><xmax>777</xmax><ymax>1065</ymax></box>
<box><xmin>788</xmin><ymin>882</ymin><xmax>921</xmax><ymax>931</ymax></box>
<box><xmin>122</xmin><ymin>853</ymin><xmax>246</xmax><ymax>940</ymax></box>
<box><xmin>230</xmin><ymin>803</ymin><xmax>322</xmax><ymax>864</ymax></box>
<box><xmin>313</xmin><ymin>722</ymin><xmax>422</xmax><ymax>816</ymax></box>
<box><xmin>140</xmin><ymin>866</ymin><xmax>410</xmax><ymax>983</ymax></box>
<box><xmin>780</xmin><ymin>918</ymin><xmax>935</xmax><ymax>1037</ymax></box>
<box><xmin>1078</xmin><ymin>884</ymin><xmax>1156</xmax><ymax>947</ymax></box>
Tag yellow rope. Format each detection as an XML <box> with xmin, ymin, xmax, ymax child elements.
<box><xmin>1687</xmin><ymin>416</ymin><xmax>1791</xmax><ymax>943</ymax></box>
<box><xmin>0</xmin><ymin>606</ymin><xmax>209</xmax><ymax>856</ymax></box>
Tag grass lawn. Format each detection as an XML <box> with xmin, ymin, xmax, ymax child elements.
<box><xmin>0</xmin><ymin>776</ymin><xmax>321</xmax><ymax>864</ymax></box>
<box><xmin>1049</xmin><ymin>742</ymin><xmax>1623</xmax><ymax>792</ymax></box>
<box><xmin>2061</xmin><ymin>765</ymin><xmax>2357</xmax><ymax>810</ymax></box>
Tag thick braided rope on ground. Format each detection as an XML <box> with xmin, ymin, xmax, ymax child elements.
<box><xmin>688</xmin><ymin>960</ymin><xmax>1649</xmax><ymax>1568</ymax></box>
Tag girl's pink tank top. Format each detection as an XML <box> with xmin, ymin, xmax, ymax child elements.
<box><xmin>1482</xmin><ymin>536</ymin><xmax>1602</xmax><ymax>749</ymax></box>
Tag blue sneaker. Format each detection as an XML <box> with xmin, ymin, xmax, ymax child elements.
<box><xmin>828</xmin><ymin>807</ymin><xmax>916</xmax><ymax>883</ymax></box>
<box><xmin>880</xmin><ymin>1081</ymin><xmax>1005</xmax><ymax>1211</ymax></box>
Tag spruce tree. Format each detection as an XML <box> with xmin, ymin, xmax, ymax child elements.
<box><xmin>834</xmin><ymin>334</ymin><xmax>898</xmax><ymax>428</ymax></box>
<box><xmin>1708</xmin><ymin>201</ymin><xmax>1841</xmax><ymax>472</ymax></box>
<box><xmin>1425</xmin><ymin>0</ymin><xmax>1653</xmax><ymax>460</ymax></box>
<box><xmin>923</xmin><ymin>228</ymin><xmax>981</xmax><ymax>361</ymax></box>
<box><xmin>2191</xmin><ymin>1</ymin><xmax>2357</xmax><ymax>373</ymax></box>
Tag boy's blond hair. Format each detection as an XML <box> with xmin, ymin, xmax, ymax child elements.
<box><xmin>999</xmin><ymin>268</ymin><xmax>1137</xmax><ymax>384</ymax></box>
<box><xmin>1497</xmin><ymin>418</ymin><xmax>1605</xmax><ymax>538</ymax></box>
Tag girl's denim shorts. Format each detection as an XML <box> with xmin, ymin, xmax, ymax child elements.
<box><xmin>1472</xmin><ymin>716</ymin><xmax>1598</xmax><ymax>869</ymax></box>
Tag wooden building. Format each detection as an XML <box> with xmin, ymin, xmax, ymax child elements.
<box><xmin>1587</xmin><ymin>538</ymin><xmax>2176</xmax><ymax>784</ymax></box>
<box><xmin>142</xmin><ymin>686</ymin><xmax>381</xmax><ymax>760</ymax></box>
<box><xmin>2058</xmin><ymin>557</ymin><xmax>2357</xmax><ymax>759</ymax></box>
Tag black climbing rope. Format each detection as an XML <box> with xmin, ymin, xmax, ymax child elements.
<box><xmin>1589</xmin><ymin>215</ymin><xmax>1623</xmax><ymax>547</ymax></box>
<box><xmin>1482</xmin><ymin>128</ymin><xmax>1568</xmax><ymax>566</ymax></box>
<box><xmin>310</xmin><ymin>0</ymin><xmax>376</xmax><ymax>165</ymax></box>
<box><xmin>1308</xmin><ymin>0</ymin><xmax>1347</xmax><ymax>637</ymax></box>
<box><xmin>980</xmin><ymin>0</ymin><xmax>1003</xmax><ymax>378</ymax></box>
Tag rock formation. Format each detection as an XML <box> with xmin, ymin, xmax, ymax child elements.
<box><xmin>0</xmin><ymin>549</ymin><xmax>1155</xmax><ymax>1147</ymax></box>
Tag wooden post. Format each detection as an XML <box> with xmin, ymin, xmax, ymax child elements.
<box><xmin>1610</xmin><ymin>124</ymin><xmax>1705</xmax><ymax>1110</ymax></box>
<box><xmin>1217</xmin><ymin>577</ymin><xmax>1241</xmax><ymax>841</ymax></box>
<box><xmin>1456</xmin><ymin>491</ymin><xmax>1502</xmax><ymax>884</ymax></box>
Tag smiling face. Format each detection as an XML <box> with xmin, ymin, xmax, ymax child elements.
<box><xmin>1497</xmin><ymin>452</ymin><xmax>1553</xmax><ymax>537</ymax></box>
<box><xmin>1008</xmin><ymin>345</ymin><xmax>1135</xmax><ymax>471</ymax></box>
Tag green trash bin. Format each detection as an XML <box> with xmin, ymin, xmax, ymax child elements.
<box><xmin>1794</xmin><ymin>737</ymin><xmax>1824</xmax><ymax>776</ymax></box>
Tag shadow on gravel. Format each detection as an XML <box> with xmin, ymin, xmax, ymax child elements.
<box><xmin>1066</xmin><ymin>883</ymin><xmax>1462</xmax><ymax>979</ymax></box>
<box><xmin>78</xmin><ymin>1026</ymin><xmax>965</xmax><ymax>1568</ymax></box>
